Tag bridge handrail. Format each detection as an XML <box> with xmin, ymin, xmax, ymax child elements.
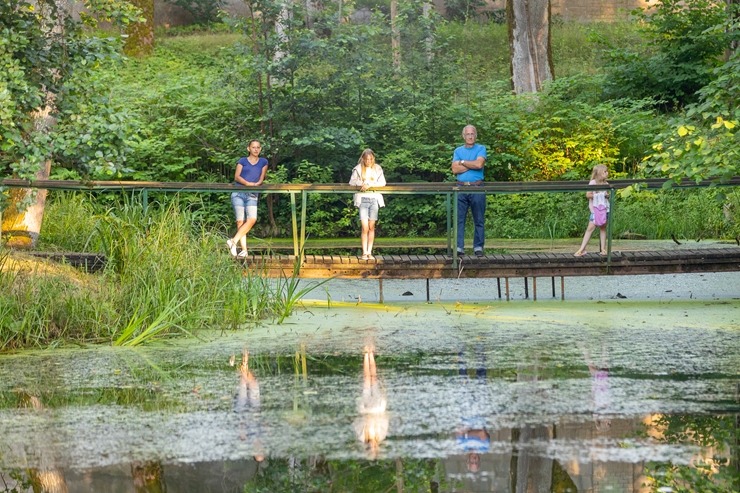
<box><xmin>3</xmin><ymin>177</ymin><xmax>739</xmax><ymax>266</ymax></box>
<box><xmin>3</xmin><ymin>177</ymin><xmax>740</xmax><ymax>193</ymax></box>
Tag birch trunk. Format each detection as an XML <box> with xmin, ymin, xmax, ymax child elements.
<box><xmin>507</xmin><ymin>0</ymin><xmax>554</xmax><ymax>94</ymax></box>
<box><xmin>2</xmin><ymin>102</ymin><xmax>55</xmax><ymax>249</ymax></box>
<box><xmin>391</xmin><ymin>0</ymin><xmax>401</xmax><ymax>71</ymax></box>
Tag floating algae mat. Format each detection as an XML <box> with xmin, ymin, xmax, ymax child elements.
<box><xmin>0</xmin><ymin>300</ymin><xmax>738</xmax><ymax>492</ymax></box>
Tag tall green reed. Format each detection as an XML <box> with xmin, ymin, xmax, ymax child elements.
<box><xmin>0</xmin><ymin>251</ymin><xmax>118</xmax><ymax>350</ymax></box>
<box><xmin>2</xmin><ymin>193</ymin><xmax>323</xmax><ymax>349</ymax></box>
<box><xmin>93</xmin><ymin>197</ymin><xmax>255</xmax><ymax>344</ymax></box>
<box><xmin>271</xmin><ymin>254</ymin><xmax>333</xmax><ymax>324</ymax></box>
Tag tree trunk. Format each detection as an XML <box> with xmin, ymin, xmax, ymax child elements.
<box><xmin>124</xmin><ymin>0</ymin><xmax>154</xmax><ymax>57</ymax></box>
<box><xmin>2</xmin><ymin>99</ymin><xmax>55</xmax><ymax>249</ymax></box>
<box><xmin>305</xmin><ymin>0</ymin><xmax>317</xmax><ymax>29</ymax></box>
<box><xmin>391</xmin><ymin>0</ymin><xmax>401</xmax><ymax>71</ymax></box>
<box><xmin>727</xmin><ymin>0</ymin><xmax>738</xmax><ymax>60</ymax></box>
<box><xmin>423</xmin><ymin>2</ymin><xmax>433</xmax><ymax>63</ymax></box>
<box><xmin>507</xmin><ymin>0</ymin><xmax>554</xmax><ymax>94</ymax></box>
<box><xmin>274</xmin><ymin>2</ymin><xmax>291</xmax><ymax>63</ymax></box>
<box><xmin>1</xmin><ymin>1</ymin><xmax>66</xmax><ymax>249</ymax></box>
<box><xmin>2</xmin><ymin>162</ymin><xmax>52</xmax><ymax>249</ymax></box>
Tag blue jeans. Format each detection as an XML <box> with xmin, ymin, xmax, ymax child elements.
<box><xmin>457</xmin><ymin>193</ymin><xmax>486</xmax><ymax>251</ymax></box>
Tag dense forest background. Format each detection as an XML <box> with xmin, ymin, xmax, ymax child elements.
<box><xmin>2</xmin><ymin>0</ymin><xmax>738</xmax><ymax>242</ymax></box>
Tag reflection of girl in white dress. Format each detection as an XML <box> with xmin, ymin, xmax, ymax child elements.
<box><xmin>353</xmin><ymin>349</ymin><xmax>389</xmax><ymax>459</ymax></box>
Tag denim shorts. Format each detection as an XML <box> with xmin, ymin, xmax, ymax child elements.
<box><xmin>359</xmin><ymin>197</ymin><xmax>379</xmax><ymax>221</ymax></box>
<box><xmin>231</xmin><ymin>192</ymin><xmax>259</xmax><ymax>221</ymax></box>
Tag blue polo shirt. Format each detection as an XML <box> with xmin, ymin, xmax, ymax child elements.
<box><xmin>453</xmin><ymin>143</ymin><xmax>487</xmax><ymax>182</ymax></box>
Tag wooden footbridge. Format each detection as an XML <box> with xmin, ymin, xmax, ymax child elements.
<box><xmin>243</xmin><ymin>246</ymin><xmax>740</xmax><ymax>280</ymax></box>
<box><xmin>4</xmin><ymin>177</ymin><xmax>740</xmax><ymax>300</ymax></box>
<box><xmin>242</xmin><ymin>245</ymin><xmax>740</xmax><ymax>300</ymax></box>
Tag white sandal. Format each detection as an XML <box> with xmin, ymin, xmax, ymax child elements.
<box><xmin>226</xmin><ymin>239</ymin><xmax>237</xmax><ymax>257</ymax></box>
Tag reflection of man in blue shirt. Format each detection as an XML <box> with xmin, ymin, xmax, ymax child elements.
<box><xmin>452</xmin><ymin>125</ymin><xmax>488</xmax><ymax>256</ymax></box>
<box><xmin>455</xmin><ymin>347</ymin><xmax>491</xmax><ymax>473</ymax></box>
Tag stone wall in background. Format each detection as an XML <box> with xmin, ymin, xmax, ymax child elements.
<box><xmin>551</xmin><ymin>0</ymin><xmax>654</xmax><ymax>21</ymax></box>
<box><xmin>153</xmin><ymin>0</ymin><xmax>657</xmax><ymax>28</ymax></box>
<box><xmin>433</xmin><ymin>0</ymin><xmax>655</xmax><ymax>22</ymax></box>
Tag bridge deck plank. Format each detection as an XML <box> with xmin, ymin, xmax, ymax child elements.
<box><xmin>241</xmin><ymin>248</ymin><xmax>740</xmax><ymax>279</ymax></box>
<box><xmin>24</xmin><ymin>248</ymin><xmax>740</xmax><ymax>279</ymax></box>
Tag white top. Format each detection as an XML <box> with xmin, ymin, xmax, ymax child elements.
<box><xmin>589</xmin><ymin>179</ymin><xmax>610</xmax><ymax>212</ymax></box>
<box><xmin>349</xmin><ymin>164</ymin><xmax>386</xmax><ymax>208</ymax></box>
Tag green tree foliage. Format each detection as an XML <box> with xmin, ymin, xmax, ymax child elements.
<box><xmin>22</xmin><ymin>2</ymin><xmax>735</xmax><ymax>240</ymax></box>
<box><xmin>0</xmin><ymin>0</ymin><xmax>142</xmax><ymax>181</ymax></box>
<box><xmin>598</xmin><ymin>0</ymin><xmax>734</xmax><ymax>110</ymax></box>
<box><xmin>645</xmin><ymin>413</ymin><xmax>739</xmax><ymax>493</ymax></box>
<box><xmin>90</xmin><ymin>11</ymin><xmax>674</xmax><ymax>239</ymax></box>
<box><xmin>643</xmin><ymin>51</ymin><xmax>739</xmax><ymax>184</ymax></box>
<box><xmin>443</xmin><ymin>0</ymin><xmax>487</xmax><ymax>22</ymax></box>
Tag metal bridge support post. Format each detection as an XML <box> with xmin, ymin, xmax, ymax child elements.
<box><xmin>290</xmin><ymin>191</ymin><xmax>298</xmax><ymax>257</ymax></box>
<box><xmin>551</xmin><ymin>277</ymin><xmax>556</xmax><ymax>298</ymax></box>
<box><xmin>505</xmin><ymin>278</ymin><xmax>510</xmax><ymax>301</ymax></box>
<box><xmin>452</xmin><ymin>191</ymin><xmax>459</xmax><ymax>268</ymax></box>
<box><xmin>141</xmin><ymin>189</ymin><xmax>148</xmax><ymax>215</ymax></box>
<box><xmin>379</xmin><ymin>278</ymin><xmax>384</xmax><ymax>304</ymax></box>
<box><xmin>300</xmin><ymin>190</ymin><xmax>308</xmax><ymax>264</ymax></box>
<box><xmin>561</xmin><ymin>276</ymin><xmax>565</xmax><ymax>301</ymax></box>
<box><xmin>533</xmin><ymin>277</ymin><xmax>537</xmax><ymax>301</ymax></box>
<box><xmin>446</xmin><ymin>193</ymin><xmax>452</xmax><ymax>255</ymax></box>
<box><xmin>607</xmin><ymin>187</ymin><xmax>615</xmax><ymax>270</ymax></box>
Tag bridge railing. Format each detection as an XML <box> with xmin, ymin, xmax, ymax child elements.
<box><xmin>3</xmin><ymin>177</ymin><xmax>739</xmax><ymax>266</ymax></box>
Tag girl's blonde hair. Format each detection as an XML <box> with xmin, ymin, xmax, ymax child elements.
<box><xmin>358</xmin><ymin>148</ymin><xmax>375</xmax><ymax>166</ymax></box>
<box><xmin>358</xmin><ymin>148</ymin><xmax>376</xmax><ymax>181</ymax></box>
<box><xmin>591</xmin><ymin>164</ymin><xmax>608</xmax><ymax>181</ymax></box>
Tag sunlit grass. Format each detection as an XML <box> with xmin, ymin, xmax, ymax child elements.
<box><xmin>1</xmin><ymin>194</ymin><xmax>326</xmax><ymax>350</ymax></box>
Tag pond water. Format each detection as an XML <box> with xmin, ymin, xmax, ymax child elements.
<box><xmin>0</xmin><ymin>276</ymin><xmax>738</xmax><ymax>492</ymax></box>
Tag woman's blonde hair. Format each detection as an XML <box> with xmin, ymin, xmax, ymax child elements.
<box><xmin>591</xmin><ymin>164</ymin><xmax>608</xmax><ymax>181</ymax></box>
<box><xmin>358</xmin><ymin>148</ymin><xmax>376</xmax><ymax>181</ymax></box>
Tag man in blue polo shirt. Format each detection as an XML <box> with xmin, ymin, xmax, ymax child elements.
<box><xmin>452</xmin><ymin>125</ymin><xmax>487</xmax><ymax>257</ymax></box>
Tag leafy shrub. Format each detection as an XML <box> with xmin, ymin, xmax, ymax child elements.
<box><xmin>598</xmin><ymin>0</ymin><xmax>733</xmax><ymax>110</ymax></box>
<box><xmin>642</xmin><ymin>52</ymin><xmax>739</xmax><ymax>184</ymax></box>
<box><xmin>444</xmin><ymin>0</ymin><xmax>488</xmax><ymax>22</ymax></box>
<box><xmin>166</xmin><ymin>0</ymin><xmax>225</xmax><ymax>25</ymax></box>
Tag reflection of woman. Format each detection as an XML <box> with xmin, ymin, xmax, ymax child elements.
<box><xmin>234</xmin><ymin>349</ymin><xmax>265</xmax><ymax>462</ymax></box>
<box><xmin>353</xmin><ymin>348</ymin><xmax>389</xmax><ymax>458</ymax></box>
